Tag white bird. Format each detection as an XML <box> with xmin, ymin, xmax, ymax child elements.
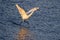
<box><xmin>16</xmin><ymin>4</ymin><xmax>39</xmax><ymax>21</ymax></box>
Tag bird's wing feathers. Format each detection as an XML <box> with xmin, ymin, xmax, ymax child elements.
<box><xmin>16</xmin><ymin>4</ymin><xmax>39</xmax><ymax>20</ymax></box>
<box><xmin>27</xmin><ymin>7</ymin><xmax>39</xmax><ymax>14</ymax></box>
<box><xmin>16</xmin><ymin>4</ymin><xmax>27</xmax><ymax>15</ymax></box>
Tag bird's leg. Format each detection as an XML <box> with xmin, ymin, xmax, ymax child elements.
<box><xmin>24</xmin><ymin>20</ymin><xmax>30</xmax><ymax>25</ymax></box>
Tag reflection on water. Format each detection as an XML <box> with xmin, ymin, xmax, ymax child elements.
<box><xmin>17</xmin><ymin>27</ymin><xmax>36</xmax><ymax>40</ymax></box>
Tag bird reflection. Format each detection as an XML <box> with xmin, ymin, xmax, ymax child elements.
<box><xmin>18</xmin><ymin>28</ymin><xmax>36</xmax><ymax>40</ymax></box>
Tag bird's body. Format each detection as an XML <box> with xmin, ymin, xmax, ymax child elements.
<box><xmin>16</xmin><ymin>4</ymin><xmax>39</xmax><ymax>21</ymax></box>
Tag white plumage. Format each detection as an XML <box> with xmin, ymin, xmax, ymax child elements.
<box><xmin>16</xmin><ymin>4</ymin><xmax>39</xmax><ymax>21</ymax></box>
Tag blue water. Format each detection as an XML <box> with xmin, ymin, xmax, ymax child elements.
<box><xmin>0</xmin><ymin>0</ymin><xmax>60</xmax><ymax>40</ymax></box>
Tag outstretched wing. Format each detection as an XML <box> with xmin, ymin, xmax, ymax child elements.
<box><xmin>27</xmin><ymin>7</ymin><xmax>39</xmax><ymax>14</ymax></box>
<box><xmin>27</xmin><ymin>7</ymin><xmax>39</xmax><ymax>18</ymax></box>
<box><xmin>16</xmin><ymin>4</ymin><xmax>27</xmax><ymax>15</ymax></box>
